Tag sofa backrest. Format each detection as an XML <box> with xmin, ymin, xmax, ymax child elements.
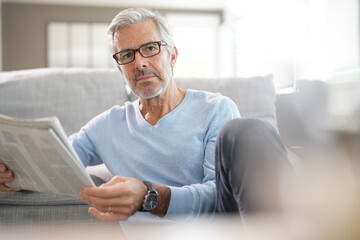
<box><xmin>174</xmin><ymin>75</ymin><xmax>278</xmax><ymax>131</ymax></box>
<box><xmin>0</xmin><ymin>68</ymin><xmax>278</xmax><ymax>135</ymax></box>
<box><xmin>0</xmin><ymin>68</ymin><xmax>128</xmax><ymax>135</ymax></box>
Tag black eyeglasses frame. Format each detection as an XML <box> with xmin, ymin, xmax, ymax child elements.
<box><xmin>112</xmin><ymin>41</ymin><xmax>167</xmax><ymax>65</ymax></box>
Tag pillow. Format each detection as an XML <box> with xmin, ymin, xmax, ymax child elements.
<box><xmin>175</xmin><ymin>75</ymin><xmax>278</xmax><ymax>131</ymax></box>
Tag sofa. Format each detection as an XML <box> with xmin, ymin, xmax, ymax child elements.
<box><xmin>0</xmin><ymin>67</ymin><xmax>317</xmax><ymax>226</ymax></box>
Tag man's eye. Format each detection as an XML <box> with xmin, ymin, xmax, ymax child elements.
<box><xmin>120</xmin><ymin>52</ymin><xmax>132</xmax><ymax>60</ymax></box>
<box><xmin>144</xmin><ymin>43</ymin><xmax>158</xmax><ymax>52</ymax></box>
<box><xmin>146</xmin><ymin>46</ymin><xmax>155</xmax><ymax>51</ymax></box>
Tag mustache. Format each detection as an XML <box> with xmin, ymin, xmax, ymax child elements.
<box><xmin>135</xmin><ymin>69</ymin><xmax>160</xmax><ymax>81</ymax></box>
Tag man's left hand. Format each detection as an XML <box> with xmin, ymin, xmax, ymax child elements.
<box><xmin>80</xmin><ymin>176</ymin><xmax>147</xmax><ymax>222</ymax></box>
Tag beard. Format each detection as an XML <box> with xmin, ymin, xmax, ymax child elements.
<box><xmin>129</xmin><ymin>68</ymin><xmax>170</xmax><ymax>100</ymax></box>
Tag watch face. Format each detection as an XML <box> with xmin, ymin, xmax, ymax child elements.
<box><xmin>144</xmin><ymin>192</ymin><xmax>158</xmax><ymax>211</ymax></box>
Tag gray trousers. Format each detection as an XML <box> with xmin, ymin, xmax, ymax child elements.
<box><xmin>215</xmin><ymin>118</ymin><xmax>291</xmax><ymax>215</ymax></box>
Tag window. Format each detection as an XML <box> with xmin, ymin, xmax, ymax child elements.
<box><xmin>166</xmin><ymin>13</ymin><xmax>221</xmax><ymax>78</ymax></box>
<box><xmin>47</xmin><ymin>22</ymin><xmax>113</xmax><ymax>68</ymax></box>
<box><xmin>46</xmin><ymin>15</ymin><xmax>222</xmax><ymax>77</ymax></box>
<box><xmin>227</xmin><ymin>0</ymin><xmax>359</xmax><ymax>88</ymax></box>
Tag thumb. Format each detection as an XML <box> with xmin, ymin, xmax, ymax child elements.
<box><xmin>100</xmin><ymin>175</ymin><xmax>128</xmax><ymax>187</ymax></box>
<box><xmin>0</xmin><ymin>183</ymin><xmax>20</xmax><ymax>192</ymax></box>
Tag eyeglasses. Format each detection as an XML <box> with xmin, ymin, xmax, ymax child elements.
<box><xmin>112</xmin><ymin>41</ymin><xmax>167</xmax><ymax>65</ymax></box>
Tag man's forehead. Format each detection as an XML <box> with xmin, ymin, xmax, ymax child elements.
<box><xmin>113</xmin><ymin>20</ymin><xmax>161</xmax><ymax>50</ymax></box>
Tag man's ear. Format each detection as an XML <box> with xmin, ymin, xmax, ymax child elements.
<box><xmin>170</xmin><ymin>46</ymin><xmax>178</xmax><ymax>69</ymax></box>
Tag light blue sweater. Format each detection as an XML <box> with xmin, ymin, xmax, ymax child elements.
<box><xmin>69</xmin><ymin>89</ymin><xmax>240</xmax><ymax>219</ymax></box>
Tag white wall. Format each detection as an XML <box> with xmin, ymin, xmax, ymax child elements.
<box><xmin>326</xmin><ymin>0</ymin><xmax>359</xmax><ymax>73</ymax></box>
<box><xmin>295</xmin><ymin>0</ymin><xmax>360</xmax><ymax>80</ymax></box>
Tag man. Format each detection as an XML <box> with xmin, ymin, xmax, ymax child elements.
<box><xmin>71</xmin><ymin>8</ymin><xmax>241</xmax><ymax>222</ymax></box>
<box><xmin>0</xmin><ymin>8</ymin><xmax>289</xmax><ymax>222</ymax></box>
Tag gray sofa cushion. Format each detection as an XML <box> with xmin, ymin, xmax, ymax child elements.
<box><xmin>0</xmin><ymin>191</ymin><xmax>84</xmax><ymax>206</ymax></box>
<box><xmin>175</xmin><ymin>75</ymin><xmax>278</xmax><ymax>131</ymax></box>
<box><xmin>0</xmin><ymin>175</ymin><xmax>106</xmax><ymax>225</ymax></box>
<box><xmin>0</xmin><ymin>175</ymin><xmax>104</xmax><ymax>203</ymax></box>
<box><xmin>0</xmin><ymin>68</ymin><xmax>128</xmax><ymax>136</ymax></box>
<box><xmin>0</xmin><ymin>204</ymin><xmax>96</xmax><ymax>225</ymax></box>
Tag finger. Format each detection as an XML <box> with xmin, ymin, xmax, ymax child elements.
<box><xmin>0</xmin><ymin>164</ymin><xmax>6</xmax><ymax>172</ymax></box>
<box><xmin>81</xmin><ymin>195</ymin><xmax>131</xmax><ymax>212</ymax></box>
<box><xmin>90</xmin><ymin>205</ymin><xmax>133</xmax><ymax>216</ymax></box>
<box><xmin>88</xmin><ymin>207</ymin><xmax>129</xmax><ymax>222</ymax></box>
<box><xmin>0</xmin><ymin>171</ymin><xmax>14</xmax><ymax>184</ymax></box>
<box><xmin>80</xmin><ymin>186</ymin><xmax>113</xmax><ymax>199</ymax></box>
<box><xmin>102</xmin><ymin>206</ymin><xmax>133</xmax><ymax>215</ymax></box>
<box><xmin>83</xmin><ymin>194</ymin><xmax>140</xmax><ymax>217</ymax></box>
<box><xmin>100</xmin><ymin>175</ymin><xmax>128</xmax><ymax>187</ymax></box>
<box><xmin>0</xmin><ymin>183</ymin><xmax>19</xmax><ymax>192</ymax></box>
<box><xmin>0</xmin><ymin>169</ymin><xmax>13</xmax><ymax>178</ymax></box>
<box><xmin>0</xmin><ymin>176</ymin><xmax>14</xmax><ymax>184</ymax></box>
<box><xmin>81</xmin><ymin>182</ymin><xmax>129</xmax><ymax>199</ymax></box>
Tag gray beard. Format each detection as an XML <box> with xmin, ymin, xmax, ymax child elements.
<box><xmin>136</xmin><ymin>85</ymin><xmax>165</xmax><ymax>100</ymax></box>
<box><xmin>133</xmin><ymin>78</ymin><xmax>170</xmax><ymax>100</ymax></box>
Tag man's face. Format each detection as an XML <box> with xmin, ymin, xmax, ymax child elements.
<box><xmin>113</xmin><ymin>20</ymin><xmax>177</xmax><ymax>99</ymax></box>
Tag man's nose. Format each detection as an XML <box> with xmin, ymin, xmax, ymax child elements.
<box><xmin>134</xmin><ymin>51</ymin><xmax>148</xmax><ymax>69</ymax></box>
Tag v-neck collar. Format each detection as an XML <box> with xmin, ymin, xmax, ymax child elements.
<box><xmin>134</xmin><ymin>90</ymin><xmax>190</xmax><ymax>128</ymax></box>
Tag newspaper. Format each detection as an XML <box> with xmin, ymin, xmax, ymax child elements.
<box><xmin>0</xmin><ymin>114</ymin><xmax>95</xmax><ymax>197</ymax></box>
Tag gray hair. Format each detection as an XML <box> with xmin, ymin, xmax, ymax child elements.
<box><xmin>107</xmin><ymin>8</ymin><xmax>175</xmax><ymax>55</ymax></box>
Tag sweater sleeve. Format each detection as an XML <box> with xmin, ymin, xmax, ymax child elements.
<box><xmin>165</xmin><ymin>97</ymin><xmax>240</xmax><ymax>218</ymax></box>
<box><xmin>68</xmin><ymin>119</ymin><xmax>105</xmax><ymax>168</ymax></box>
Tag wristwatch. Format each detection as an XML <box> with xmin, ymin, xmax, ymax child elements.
<box><xmin>140</xmin><ymin>181</ymin><xmax>158</xmax><ymax>212</ymax></box>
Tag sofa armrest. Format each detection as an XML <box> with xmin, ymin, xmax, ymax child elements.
<box><xmin>275</xmin><ymin>80</ymin><xmax>329</xmax><ymax>157</ymax></box>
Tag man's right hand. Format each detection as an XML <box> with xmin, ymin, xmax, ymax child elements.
<box><xmin>0</xmin><ymin>163</ymin><xmax>18</xmax><ymax>192</ymax></box>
